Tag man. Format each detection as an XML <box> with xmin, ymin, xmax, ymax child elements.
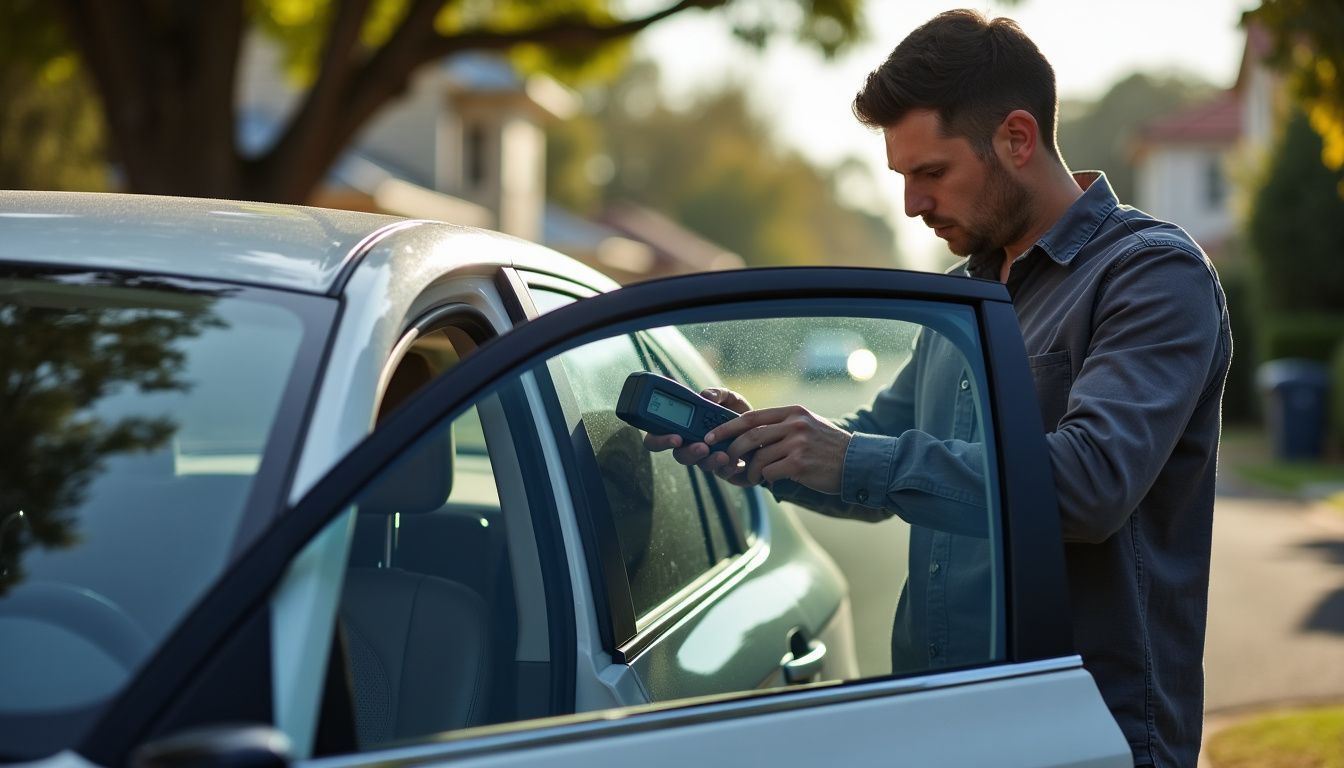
<box><xmin>648</xmin><ymin>10</ymin><xmax>1231</xmax><ymax>767</ymax></box>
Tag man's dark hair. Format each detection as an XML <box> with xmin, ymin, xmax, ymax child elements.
<box><xmin>853</xmin><ymin>9</ymin><xmax>1060</xmax><ymax>160</ymax></box>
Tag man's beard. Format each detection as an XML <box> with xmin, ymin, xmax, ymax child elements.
<box><xmin>938</xmin><ymin>159</ymin><xmax>1032</xmax><ymax>257</ymax></box>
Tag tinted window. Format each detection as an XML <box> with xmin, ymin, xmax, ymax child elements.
<box><xmin>551</xmin><ymin>333</ymin><xmax>721</xmax><ymax>617</ymax></box>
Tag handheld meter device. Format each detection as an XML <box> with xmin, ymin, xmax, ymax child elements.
<box><xmin>616</xmin><ymin>371</ymin><xmax>740</xmax><ymax>453</ymax></box>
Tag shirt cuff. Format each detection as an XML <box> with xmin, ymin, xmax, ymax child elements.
<box><xmin>842</xmin><ymin>431</ymin><xmax>895</xmax><ymax>508</ymax></box>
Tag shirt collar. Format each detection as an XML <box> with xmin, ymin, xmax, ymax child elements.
<box><xmin>1035</xmin><ymin>171</ymin><xmax>1118</xmax><ymax>266</ymax></box>
<box><xmin>964</xmin><ymin>170</ymin><xmax>1118</xmax><ymax>279</ymax></box>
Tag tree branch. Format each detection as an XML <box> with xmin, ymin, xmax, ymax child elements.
<box><xmin>253</xmin><ymin>0</ymin><xmax>729</xmax><ymax>202</ymax></box>
<box><xmin>315</xmin><ymin>0</ymin><xmax>375</xmax><ymax>88</ymax></box>
<box><xmin>424</xmin><ymin>0</ymin><xmax>730</xmax><ymax>58</ymax></box>
<box><xmin>256</xmin><ymin>0</ymin><xmax>439</xmax><ymax>200</ymax></box>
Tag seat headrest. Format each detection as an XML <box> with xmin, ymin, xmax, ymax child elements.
<box><xmin>361</xmin><ymin>351</ymin><xmax>454</xmax><ymax>516</ymax></box>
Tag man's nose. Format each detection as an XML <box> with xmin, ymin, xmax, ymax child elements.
<box><xmin>904</xmin><ymin>186</ymin><xmax>932</xmax><ymax>218</ymax></box>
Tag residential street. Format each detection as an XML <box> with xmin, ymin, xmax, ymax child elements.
<box><xmin>1204</xmin><ymin>489</ymin><xmax>1344</xmax><ymax>712</ymax></box>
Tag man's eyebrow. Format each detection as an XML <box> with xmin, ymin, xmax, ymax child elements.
<box><xmin>888</xmin><ymin>161</ymin><xmax>945</xmax><ymax>176</ymax></box>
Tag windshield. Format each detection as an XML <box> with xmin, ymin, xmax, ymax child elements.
<box><xmin>0</xmin><ymin>269</ymin><xmax>334</xmax><ymax>757</ymax></box>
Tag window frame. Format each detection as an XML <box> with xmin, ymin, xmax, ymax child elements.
<box><xmin>77</xmin><ymin>267</ymin><xmax>1072</xmax><ymax>765</ymax></box>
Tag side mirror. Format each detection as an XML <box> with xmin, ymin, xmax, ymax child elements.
<box><xmin>132</xmin><ymin>726</ymin><xmax>291</xmax><ymax>768</ymax></box>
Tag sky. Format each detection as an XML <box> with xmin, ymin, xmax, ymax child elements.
<box><xmin>636</xmin><ymin>0</ymin><xmax>1260</xmax><ymax>269</ymax></box>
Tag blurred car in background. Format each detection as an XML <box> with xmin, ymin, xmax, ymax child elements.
<box><xmin>799</xmin><ymin>329</ymin><xmax>874</xmax><ymax>381</ymax></box>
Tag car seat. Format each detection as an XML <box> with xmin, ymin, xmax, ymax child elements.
<box><xmin>338</xmin><ymin>351</ymin><xmax>492</xmax><ymax>748</ymax></box>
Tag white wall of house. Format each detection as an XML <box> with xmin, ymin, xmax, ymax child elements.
<box><xmin>235</xmin><ymin>35</ymin><xmax>562</xmax><ymax>238</ymax></box>
<box><xmin>1136</xmin><ymin>145</ymin><xmax>1233</xmax><ymax>246</ymax></box>
<box><xmin>1241</xmin><ymin>60</ymin><xmax>1279</xmax><ymax>155</ymax></box>
<box><xmin>498</xmin><ymin>114</ymin><xmax>545</xmax><ymax>242</ymax></box>
<box><xmin>354</xmin><ymin>71</ymin><xmax>442</xmax><ymax>187</ymax></box>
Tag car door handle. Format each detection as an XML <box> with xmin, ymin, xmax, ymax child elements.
<box><xmin>781</xmin><ymin>639</ymin><xmax>827</xmax><ymax>684</ymax></box>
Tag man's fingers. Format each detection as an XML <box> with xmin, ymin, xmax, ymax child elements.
<box><xmin>643</xmin><ymin>432</ymin><xmax>682</xmax><ymax>452</ymax></box>
<box><xmin>674</xmin><ymin>442</ymin><xmax>710</xmax><ymax>465</ymax></box>
<box><xmin>700</xmin><ymin>387</ymin><xmax>751</xmax><ymax>415</ymax></box>
<box><xmin>705</xmin><ymin>405</ymin><xmax>798</xmax><ymax>446</ymax></box>
<box><xmin>745</xmin><ymin>442</ymin><xmax>789</xmax><ymax>486</ymax></box>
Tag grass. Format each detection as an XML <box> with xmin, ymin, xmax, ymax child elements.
<box><xmin>1206</xmin><ymin>706</ymin><xmax>1344</xmax><ymax>768</ymax></box>
<box><xmin>1236</xmin><ymin>462</ymin><xmax>1344</xmax><ymax>493</ymax></box>
<box><xmin>1221</xmin><ymin>426</ymin><xmax>1344</xmax><ymax>496</ymax></box>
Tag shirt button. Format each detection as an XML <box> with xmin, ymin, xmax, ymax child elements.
<box><xmin>929</xmin><ymin>562</ymin><xmax>940</xmax><ymax>575</ymax></box>
<box><xmin>959</xmin><ymin>379</ymin><xmax>969</xmax><ymax>391</ymax></box>
<box><xmin>856</xmin><ymin>488</ymin><xmax>869</xmax><ymax>503</ymax></box>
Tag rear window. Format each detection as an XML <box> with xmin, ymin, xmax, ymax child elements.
<box><xmin>0</xmin><ymin>269</ymin><xmax>333</xmax><ymax>758</ymax></box>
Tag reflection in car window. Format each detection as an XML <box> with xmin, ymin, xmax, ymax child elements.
<box><xmin>552</xmin><ymin>333</ymin><xmax>724</xmax><ymax>618</ymax></box>
<box><xmin>0</xmin><ymin>270</ymin><xmax>327</xmax><ymax>752</ymax></box>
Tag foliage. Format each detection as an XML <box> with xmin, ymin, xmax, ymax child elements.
<box><xmin>1205</xmin><ymin>705</ymin><xmax>1344</xmax><ymax>768</ymax></box>
<box><xmin>1218</xmin><ymin>263</ymin><xmax>1259</xmax><ymax>424</ymax></box>
<box><xmin>1332</xmin><ymin>337</ymin><xmax>1344</xmax><ymax>450</ymax></box>
<box><xmin>1257</xmin><ymin>313</ymin><xmax>1344</xmax><ymax>363</ymax></box>
<box><xmin>1247</xmin><ymin>111</ymin><xmax>1344</xmax><ymax>313</ymax></box>
<box><xmin>1057</xmin><ymin>72</ymin><xmax>1214</xmax><ymax>203</ymax></box>
<box><xmin>0</xmin><ymin>0</ymin><xmax>107</xmax><ymax>191</ymax></box>
<box><xmin>4</xmin><ymin>0</ymin><xmax>863</xmax><ymax>202</ymax></box>
<box><xmin>1248</xmin><ymin>0</ymin><xmax>1344</xmax><ymax>175</ymax></box>
<box><xmin>547</xmin><ymin>62</ymin><xmax>896</xmax><ymax>268</ymax></box>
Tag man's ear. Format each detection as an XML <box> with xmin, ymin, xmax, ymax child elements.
<box><xmin>996</xmin><ymin>109</ymin><xmax>1038</xmax><ymax>169</ymax></box>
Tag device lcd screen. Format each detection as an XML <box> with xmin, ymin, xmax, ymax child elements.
<box><xmin>648</xmin><ymin>390</ymin><xmax>694</xmax><ymax>427</ymax></box>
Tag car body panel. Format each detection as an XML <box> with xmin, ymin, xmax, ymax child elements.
<box><xmin>0</xmin><ymin>191</ymin><xmax>402</xmax><ymax>294</ymax></box>
<box><xmin>297</xmin><ymin>663</ymin><xmax>1126</xmax><ymax>768</ymax></box>
<box><xmin>289</xmin><ymin>224</ymin><xmax>618</xmax><ymax>504</ymax></box>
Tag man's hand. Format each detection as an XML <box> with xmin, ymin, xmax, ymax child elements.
<box><xmin>643</xmin><ymin>387</ymin><xmax>852</xmax><ymax>494</ymax></box>
<box><xmin>643</xmin><ymin>387</ymin><xmax>751</xmax><ymax>467</ymax></box>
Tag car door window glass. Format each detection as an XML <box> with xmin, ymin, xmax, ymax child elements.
<box><xmin>674</xmin><ymin>313</ymin><xmax>999</xmax><ymax>678</ymax></box>
<box><xmin>292</xmin><ymin>299</ymin><xmax>1003</xmax><ymax>754</ymax></box>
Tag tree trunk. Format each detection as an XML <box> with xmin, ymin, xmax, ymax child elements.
<box><xmin>58</xmin><ymin>1</ymin><xmax>248</xmax><ymax>199</ymax></box>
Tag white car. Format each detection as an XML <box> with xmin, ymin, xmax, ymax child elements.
<box><xmin>0</xmin><ymin>192</ymin><xmax>1129</xmax><ymax>768</ymax></box>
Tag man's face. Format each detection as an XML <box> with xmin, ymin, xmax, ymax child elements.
<box><xmin>884</xmin><ymin>109</ymin><xmax>1030</xmax><ymax>257</ymax></box>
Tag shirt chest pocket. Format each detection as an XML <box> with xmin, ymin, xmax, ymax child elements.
<box><xmin>1028</xmin><ymin>350</ymin><xmax>1073</xmax><ymax>432</ymax></box>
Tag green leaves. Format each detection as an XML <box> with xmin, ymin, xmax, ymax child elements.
<box><xmin>1249</xmin><ymin>0</ymin><xmax>1344</xmax><ymax>171</ymax></box>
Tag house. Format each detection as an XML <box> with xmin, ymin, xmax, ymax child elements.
<box><xmin>236</xmin><ymin>36</ymin><xmax>740</xmax><ymax>283</ymax></box>
<box><xmin>1132</xmin><ymin>91</ymin><xmax>1241</xmax><ymax>262</ymax></box>
<box><xmin>1131</xmin><ymin>21</ymin><xmax>1282</xmax><ymax>266</ymax></box>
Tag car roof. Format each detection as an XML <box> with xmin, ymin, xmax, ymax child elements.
<box><xmin>1</xmin><ymin>191</ymin><xmax>413</xmax><ymax>294</ymax></box>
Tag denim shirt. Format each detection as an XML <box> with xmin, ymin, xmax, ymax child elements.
<box><xmin>775</xmin><ymin>173</ymin><xmax>1231</xmax><ymax>767</ymax></box>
